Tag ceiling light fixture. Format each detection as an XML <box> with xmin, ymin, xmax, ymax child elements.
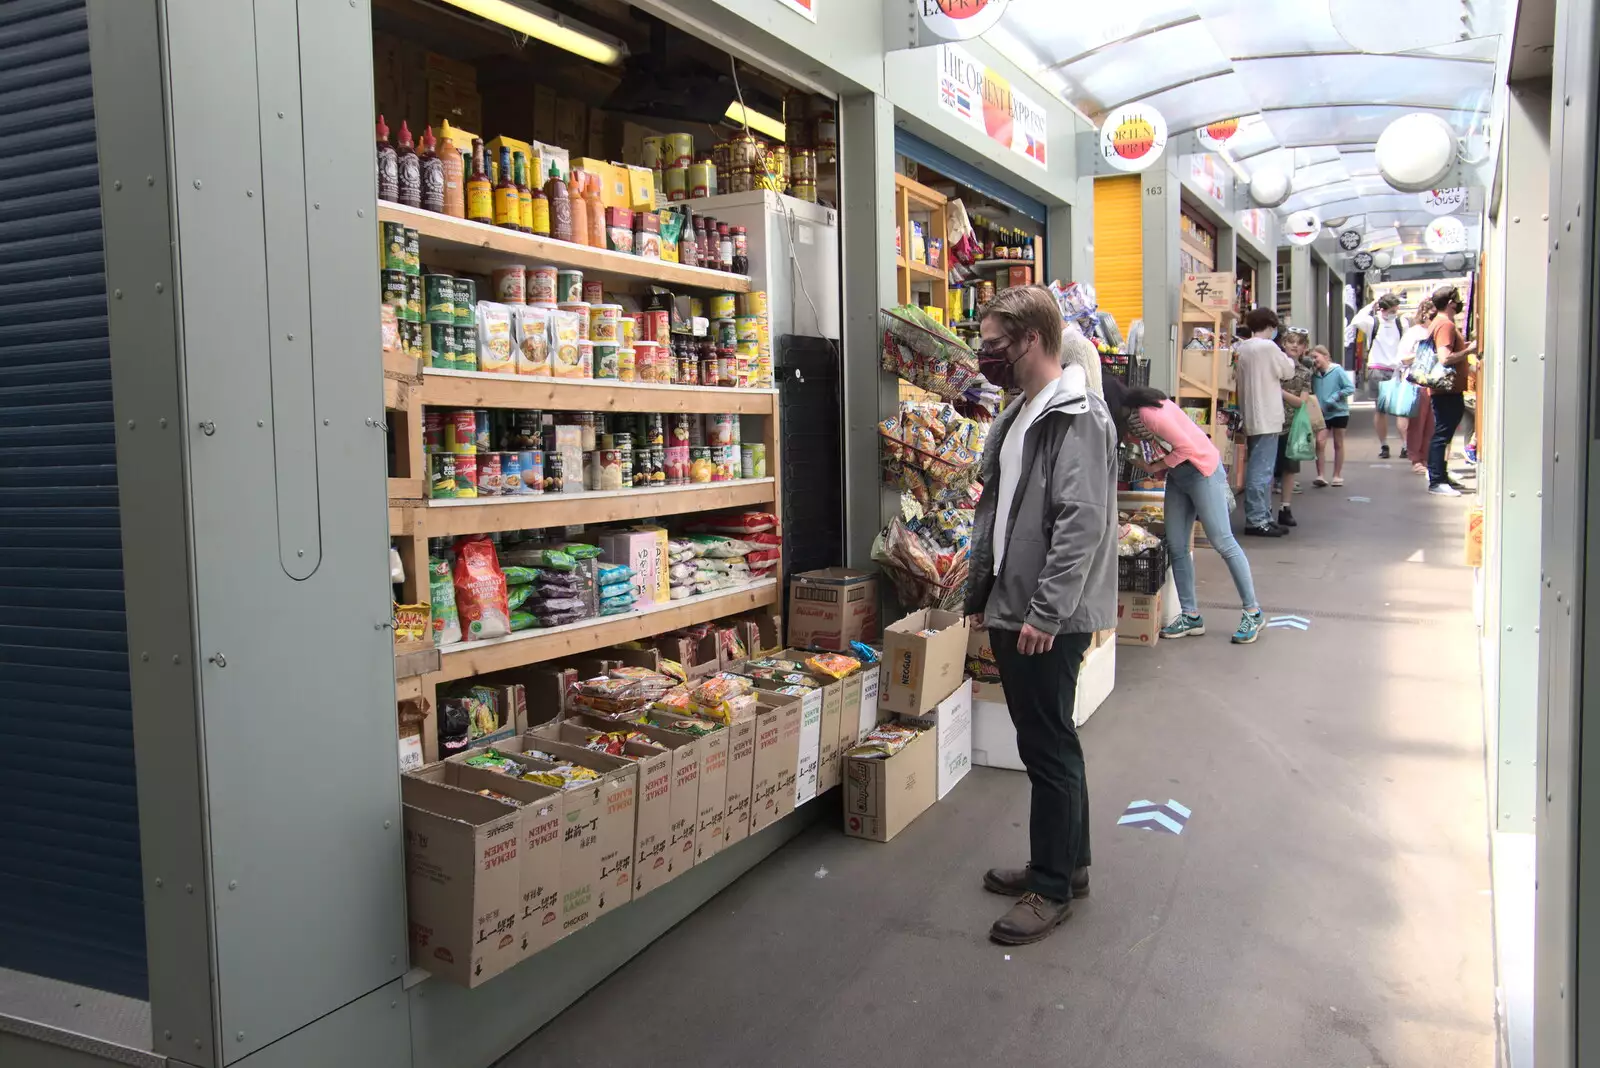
<box><xmin>726</xmin><ymin>102</ymin><xmax>785</xmax><ymax>141</ymax></box>
<box><xmin>438</xmin><ymin>0</ymin><xmax>626</xmax><ymax>66</ymax></box>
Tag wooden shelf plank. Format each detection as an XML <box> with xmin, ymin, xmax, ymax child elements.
<box><xmin>966</xmin><ymin>258</ymin><xmax>1033</xmax><ymax>273</ymax></box>
<box><xmin>434</xmin><ymin>579</ymin><xmax>779</xmax><ymax>681</ymax></box>
<box><xmin>388</xmin><ymin>476</ymin><xmax>423</xmax><ymax>500</ymax></box>
<box><xmin>412</xmin><ymin>479</ymin><xmax>776</xmax><ymax>537</ymax></box>
<box><xmin>384</xmin><ymin>348</ymin><xmax>422</xmax><ymax>378</ymax></box>
<box><xmin>418</xmin><ymin>369</ymin><xmax>777</xmax><ymax>416</ymax></box>
<box><xmin>380</xmin><ymin>203</ymin><xmax>751</xmax><ymax>293</ymax></box>
<box><xmin>904</xmin><ymin>260</ymin><xmax>944</xmax><ymax>281</ymax></box>
<box><xmin>894</xmin><ymin>172</ymin><xmax>948</xmax><ymax>211</ymax></box>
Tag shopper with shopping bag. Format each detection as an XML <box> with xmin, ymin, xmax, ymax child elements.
<box><xmin>1421</xmin><ymin>285</ymin><xmax>1477</xmax><ymax>496</ymax></box>
<box><xmin>964</xmin><ymin>285</ymin><xmax>1118</xmax><ymax>947</ymax></box>
<box><xmin>1310</xmin><ymin>345</ymin><xmax>1356</xmax><ymax>487</ymax></box>
<box><xmin>1273</xmin><ymin>328</ymin><xmax>1316</xmax><ymax>530</ymax></box>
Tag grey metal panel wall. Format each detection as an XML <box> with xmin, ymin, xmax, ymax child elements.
<box><xmin>0</xmin><ymin>0</ymin><xmax>144</xmax><ymax>999</ymax></box>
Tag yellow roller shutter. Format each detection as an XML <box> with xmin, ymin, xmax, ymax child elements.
<box><xmin>1094</xmin><ymin>175</ymin><xmax>1143</xmax><ymax>338</ymax></box>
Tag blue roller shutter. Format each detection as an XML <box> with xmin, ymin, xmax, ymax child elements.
<box><xmin>0</xmin><ymin>0</ymin><xmax>145</xmax><ymax>999</ymax></box>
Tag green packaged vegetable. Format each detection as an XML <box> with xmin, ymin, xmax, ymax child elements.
<box><xmin>502</xmin><ymin>566</ymin><xmax>543</xmax><ymax>585</ymax></box>
<box><xmin>429</xmin><ymin>555</ymin><xmax>461</xmax><ymax>646</ymax></box>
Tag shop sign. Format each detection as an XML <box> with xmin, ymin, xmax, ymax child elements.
<box><xmin>936</xmin><ymin>44</ymin><xmax>1048</xmax><ymax>168</ymax></box>
<box><xmin>918</xmin><ymin>0</ymin><xmax>1009</xmax><ymax>40</ymax></box>
<box><xmin>1239</xmin><ymin>207</ymin><xmax>1269</xmax><ymax>244</ymax></box>
<box><xmin>1353</xmin><ymin>250</ymin><xmax>1375</xmax><ymax>271</ymax></box>
<box><xmin>1188</xmin><ymin>153</ymin><xmax>1226</xmax><ymax>204</ymax></box>
<box><xmin>1420</xmin><ymin>187</ymin><xmax>1467</xmax><ymax>215</ymax></box>
<box><xmin>773</xmin><ymin>0</ymin><xmax>816</xmax><ymax>21</ymax></box>
<box><xmin>1196</xmin><ymin>117</ymin><xmax>1241</xmax><ymax>153</ymax></box>
<box><xmin>1098</xmin><ymin>103</ymin><xmax>1167</xmax><ymax>173</ymax></box>
<box><xmin>1337</xmin><ymin>229</ymin><xmax>1362</xmax><ymax>251</ymax></box>
<box><xmin>1424</xmin><ymin>215</ymin><xmax>1468</xmax><ymax>253</ymax></box>
<box><xmin>1284</xmin><ymin>209</ymin><xmax>1321</xmax><ymax>246</ymax></box>
<box><xmin>1183</xmin><ymin>272</ymin><xmax>1235</xmax><ymax>312</ymax></box>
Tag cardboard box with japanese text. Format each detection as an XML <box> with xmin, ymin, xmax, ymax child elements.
<box><xmin>787</xmin><ymin>568</ymin><xmax>879</xmax><ymax>651</ymax></box>
<box><xmin>749</xmin><ymin>675</ymin><xmax>821</xmax><ymax>807</ymax></box>
<box><xmin>878</xmin><ymin>609</ymin><xmax>970</xmax><ymax>716</ymax></box>
<box><xmin>721</xmin><ymin>713</ymin><xmax>758</xmax><ymax>846</ymax></box>
<box><xmin>748</xmin><ymin>692</ymin><xmax>801</xmax><ymax>833</ymax></box>
<box><xmin>842</xmin><ymin>727</ymin><xmax>937</xmax><ymax>843</ymax></box>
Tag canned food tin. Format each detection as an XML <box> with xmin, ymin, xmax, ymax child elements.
<box><xmin>709</xmin><ymin>444</ymin><xmax>734</xmax><ymax>482</ymax></box>
<box><xmin>453</xmin><ymin>454</ymin><xmax>478</xmax><ymax>498</ymax></box>
<box><xmin>447</xmin><ymin>410</ymin><xmax>476</xmax><ymax>454</ymax></box>
<box><xmin>492</xmin><ymin>266</ymin><xmax>525</xmax><ymax>304</ymax></box>
<box><xmin>617</xmin><ymin>348</ymin><xmax>635</xmax><ymax>382</ymax></box>
<box><xmin>689</xmin><ymin>446</ymin><xmax>713</xmax><ymax>483</ymax></box>
<box><xmin>664</xmin><ymin>445</ymin><xmax>689</xmax><ymax>485</ymax></box>
<box><xmin>429</xmin><ymin>452</ymin><xmax>457</xmax><ymax>499</ymax></box>
<box><xmin>736</xmin><ymin>316</ymin><xmax>762</xmax><ymax>343</ymax></box>
<box><xmin>519</xmin><ymin>450</ymin><xmax>543</xmax><ymax>495</ymax></box>
<box><xmin>558</xmin><ymin>302</ymin><xmax>591</xmax><ymax>340</ymax></box>
<box><xmin>424</xmin><ymin>274</ymin><xmax>455</xmax><ymax>324</ymax></box>
<box><xmin>404</xmin><ymin>274</ymin><xmax>423</xmax><ymax>323</ymax></box>
<box><xmin>709</xmin><ymin>293</ymin><xmax>737</xmax><ymax>319</ymax></box>
<box><xmin>642</xmin><ymin>135</ymin><xmax>666</xmax><ymax>170</ymax></box>
<box><xmin>706</xmin><ymin>412</ymin><xmax>736</xmax><ymax>447</ymax></box>
<box><xmin>456</xmin><ymin>323</ymin><xmax>478</xmax><ymax>372</ymax></box>
<box><xmin>618</xmin><ymin>448</ymin><xmax>634</xmax><ymax>489</ymax></box>
<box><xmin>740</xmin><ymin>290</ymin><xmax>769</xmax><ymax>318</ymax></box>
<box><xmin>594</xmin><ymin>344</ymin><xmax>619</xmax><ymax>379</ymax></box>
<box><xmin>714</xmin><ymin>318</ymin><xmax>737</xmax><ymax>348</ymax></box>
<box><xmin>667</xmin><ymin>133</ymin><xmax>694</xmax><ymax>169</ymax></box>
<box><xmin>400</xmin><ymin>320</ymin><xmax>422</xmax><ymax>359</ymax></box>
<box><xmin>717</xmin><ymin>353</ymin><xmax>738</xmax><ymax>388</ymax></box>
<box><xmin>423</xmin><ymin>410</ymin><xmax>444</xmax><ymax>452</ymax></box>
<box><xmin>578</xmin><ymin>279</ymin><xmax>601</xmax><ymax>304</ymax></box>
<box><xmin>789</xmin><ymin>149</ymin><xmax>816</xmax><ymax>184</ymax></box>
<box><xmin>528</xmin><ymin>265</ymin><xmax>558</xmax><ymax>304</ymax></box>
<box><xmin>382</xmin><ymin>222</ymin><xmax>407</xmax><ymax>271</ymax></box>
<box><xmin>454</xmin><ymin>279</ymin><xmax>476</xmax><ymax>326</ymax></box>
<box><xmin>501</xmin><ymin>451</ymin><xmax>523</xmax><ymax>495</ymax></box>
<box><xmin>741</xmin><ymin>443</ymin><xmax>767</xmax><ymax>479</ymax></box>
<box><xmin>790</xmin><ymin>181</ymin><xmax>817</xmax><ymax>204</ymax></box>
<box><xmin>618</xmin><ymin>317</ymin><xmax>636</xmax><ymax>349</ymax></box>
<box><xmin>576</xmin><ymin>340</ymin><xmax>594</xmax><ymax>377</ymax></box>
<box><xmin>575</xmin><ymin>412</ymin><xmax>597</xmax><ymax>451</ymax></box>
<box><xmin>688</xmin><ymin>161</ymin><xmax>711</xmax><ymax>199</ymax></box>
<box><xmin>664</xmin><ymin>166</ymin><xmax>688</xmax><ymax>202</ymax></box>
<box><xmin>650</xmin><ymin>444</ymin><xmax>665</xmax><ymax>485</ymax></box>
<box><xmin>646</xmin><ymin>309</ymin><xmax>670</xmax><ymax>343</ymax></box>
<box><xmin>475</xmin><ymin>409</ymin><xmax>492</xmax><ymax>452</ymax></box>
<box><xmin>543</xmin><ymin>451</ymin><xmax>564</xmax><ymax>494</ymax></box>
<box><xmin>589</xmin><ymin>303</ymin><xmax>623</xmax><ymax>342</ymax></box>
<box><xmin>631</xmin><ymin>447</ymin><xmax>650</xmax><ymax>488</ymax></box>
<box><xmin>477</xmin><ymin>451</ymin><xmax>502</xmax><ymax>496</ymax></box>
<box><xmin>404</xmin><ymin>228</ymin><xmax>420</xmax><ymax>275</ymax></box>
<box><xmin>556</xmin><ymin>270</ymin><xmax>584</xmax><ymax>303</ymax></box>
<box><xmin>426</xmin><ymin>323</ymin><xmax>448</xmax><ymax>369</ymax></box>
<box><xmin>382</xmin><ymin>269</ymin><xmax>407</xmax><ymax>310</ymax></box>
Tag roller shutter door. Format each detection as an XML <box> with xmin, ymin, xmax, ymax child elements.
<box><xmin>0</xmin><ymin>0</ymin><xmax>145</xmax><ymax>998</ymax></box>
<box><xmin>1093</xmin><ymin>175</ymin><xmax>1142</xmax><ymax>339</ymax></box>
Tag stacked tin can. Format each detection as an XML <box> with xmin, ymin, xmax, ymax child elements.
<box><xmin>380</xmin><ymin>221</ymin><xmax>423</xmax><ymax>360</ymax></box>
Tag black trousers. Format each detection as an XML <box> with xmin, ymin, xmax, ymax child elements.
<box><xmin>1428</xmin><ymin>392</ymin><xmax>1466</xmax><ymax>486</ymax></box>
<box><xmin>989</xmin><ymin>627</ymin><xmax>1094</xmax><ymax>901</ymax></box>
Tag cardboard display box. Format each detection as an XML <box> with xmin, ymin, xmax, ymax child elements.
<box><xmin>748</xmin><ymin>676</ymin><xmax>822</xmax><ymax>807</ymax></box>
<box><xmin>788</xmin><ymin>568</ymin><xmax>879</xmax><ymax>652</ymax></box>
<box><xmin>776</xmin><ymin>648</ymin><xmax>847</xmax><ymax>793</ymax></box>
<box><xmin>730</xmin><ymin>609</ymin><xmax>783</xmax><ymax>659</ymax></box>
<box><xmin>878</xmin><ymin>609</ymin><xmax>970</xmax><ymax>717</ymax></box>
<box><xmin>721</xmin><ymin>714</ymin><xmax>758</xmax><ymax>846</ymax></box>
<box><xmin>400</xmin><ymin>776</ymin><xmax>523</xmax><ymax>987</ymax></box>
<box><xmin>900</xmin><ymin>678</ymin><xmax>973</xmax><ymax>801</ymax></box>
<box><xmin>1116</xmin><ymin>571</ymin><xmax>1179</xmax><ymax>646</ymax></box>
<box><xmin>842</xmin><ymin>726</ymin><xmax>937</xmax><ymax>843</ymax></box>
<box><xmin>748</xmin><ymin>693</ymin><xmax>802</xmax><ymax>834</ymax></box>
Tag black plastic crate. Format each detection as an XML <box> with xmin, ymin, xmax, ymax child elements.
<box><xmin>1117</xmin><ymin>544</ymin><xmax>1169</xmax><ymax>594</ymax></box>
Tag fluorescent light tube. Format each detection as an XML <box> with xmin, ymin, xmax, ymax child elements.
<box><xmin>439</xmin><ymin>0</ymin><xmax>624</xmax><ymax>66</ymax></box>
<box><xmin>726</xmin><ymin>102</ymin><xmax>786</xmax><ymax>141</ymax></box>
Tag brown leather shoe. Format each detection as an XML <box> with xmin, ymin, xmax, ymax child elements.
<box><xmin>983</xmin><ymin>866</ymin><xmax>1090</xmax><ymax>898</ymax></box>
<box><xmin>989</xmin><ymin>892</ymin><xmax>1072</xmax><ymax>945</ymax></box>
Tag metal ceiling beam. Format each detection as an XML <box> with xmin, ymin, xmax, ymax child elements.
<box><xmin>1231</xmin><ymin>48</ymin><xmax>1497</xmax><ymax>65</ymax></box>
<box><xmin>1042</xmin><ymin>14</ymin><xmax>1204</xmax><ymax>71</ymax></box>
<box><xmin>1096</xmin><ymin>68</ymin><xmax>1235</xmax><ymax>115</ymax></box>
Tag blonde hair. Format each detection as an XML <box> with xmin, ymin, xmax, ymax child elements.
<box><xmin>1310</xmin><ymin>344</ymin><xmax>1331</xmax><ymax>359</ymax></box>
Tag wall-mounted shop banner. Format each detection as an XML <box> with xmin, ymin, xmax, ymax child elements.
<box><xmin>774</xmin><ymin>0</ymin><xmax>816</xmax><ymax>20</ymax></box>
<box><xmin>918</xmin><ymin>0</ymin><xmax>1009</xmax><ymax>39</ymax></box>
<box><xmin>1239</xmin><ymin>207</ymin><xmax>1269</xmax><ymax>244</ymax></box>
<box><xmin>1196</xmin><ymin>116</ymin><xmax>1241</xmax><ymax>152</ymax></box>
<box><xmin>1353</xmin><ymin>250</ymin><xmax>1375</xmax><ymax>271</ymax></box>
<box><xmin>1424</xmin><ymin>215</ymin><xmax>1468</xmax><ymax>253</ymax></box>
<box><xmin>1337</xmin><ymin>229</ymin><xmax>1362</xmax><ymax>251</ymax></box>
<box><xmin>1419</xmin><ymin>186</ymin><xmax>1467</xmax><ymax>215</ymax></box>
<box><xmin>937</xmin><ymin>44</ymin><xmax>1048</xmax><ymax>168</ymax></box>
<box><xmin>1284</xmin><ymin>209</ymin><xmax>1321</xmax><ymax>246</ymax></box>
<box><xmin>1098</xmin><ymin>102</ymin><xmax>1167</xmax><ymax>173</ymax></box>
<box><xmin>1188</xmin><ymin>153</ymin><xmax>1226</xmax><ymax>204</ymax></box>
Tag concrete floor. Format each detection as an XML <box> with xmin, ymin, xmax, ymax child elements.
<box><xmin>501</xmin><ymin>415</ymin><xmax>1495</xmax><ymax>1068</ymax></box>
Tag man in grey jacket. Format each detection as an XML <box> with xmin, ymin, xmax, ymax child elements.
<box><xmin>964</xmin><ymin>285</ymin><xmax>1119</xmax><ymax>946</ymax></box>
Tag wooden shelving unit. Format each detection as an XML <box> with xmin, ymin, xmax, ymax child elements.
<box><xmin>1176</xmin><ymin>293</ymin><xmax>1236</xmax><ymax>460</ymax></box>
<box><xmin>420</xmin><ymin>368</ymin><xmax>777</xmax><ymax>416</ymax></box>
<box><xmin>393</xmin><ymin>479</ymin><xmax>777</xmax><ymax>538</ymax></box>
<box><xmin>380</xmin><ymin>203</ymin><xmax>751</xmax><ymax>293</ymax></box>
<box><xmin>894</xmin><ymin>173</ymin><xmax>949</xmax><ymax>311</ymax></box>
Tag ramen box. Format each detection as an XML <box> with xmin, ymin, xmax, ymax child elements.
<box><xmin>787</xmin><ymin>568</ymin><xmax>878</xmax><ymax>652</ymax></box>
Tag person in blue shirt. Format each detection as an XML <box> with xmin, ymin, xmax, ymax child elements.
<box><xmin>1310</xmin><ymin>344</ymin><xmax>1356</xmax><ymax>487</ymax></box>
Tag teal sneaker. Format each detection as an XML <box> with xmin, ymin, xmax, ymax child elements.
<box><xmin>1161</xmin><ymin>614</ymin><xmax>1205</xmax><ymax>639</ymax></box>
<box><xmin>1232</xmin><ymin>610</ymin><xmax>1264</xmax><ymax>645</ymax></box>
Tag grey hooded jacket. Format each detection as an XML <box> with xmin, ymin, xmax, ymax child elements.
<box><xmin>963</xmin><ymin>365</ymin><xmax>1119</xmax><ymax>636</ymax></box>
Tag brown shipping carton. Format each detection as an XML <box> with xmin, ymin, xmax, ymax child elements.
<box><xmin>517</xmin><ymin>734</ymin><xmax>638</xmax><ymax>918</ymax></box>
<box><xmin>749</xmin><ymin>676</ymin><xmax>821</xmax><ymax>807</ymax></box>
<box><xmin>721</xmin><ymin>714</ymin><xmax>757</xmax><ymax>846</ymax></box>
<box><xmin>689</xmin><ymin>722</ymin><xmax>728</xmax><ymax>861</ymax></box>
<box><xmin>577</xmin><ymin>712</ymin><xmax>716</xmax><ymax>868</ymax></box>
<box><xmin>842</xmin><ymin>726</ymin><xmax>938</xmax><ymax>843</ymax></box>
<box><xmin>779</xmin><ymin>651</ymin><xmax>846</xmax><ymax>793</ymax></box>
<box><xmin>400</xmin><ymin>777</ymin><xmax>522</xmax><ymax>987</ymax></box>
<box><xmin>538</xmin><ymin>718</ymin><xmax>675</xmax><ymax>899</ymax></box>
<box><xmin>878</xmin><ymin>609</ymin><xmax>971</xmax><ymax>717</ymax></box>
<box><xmin>748</xmin><ymin>693</ymin><xmax>801</xmax><ymax>833</ymax></box>
<box><xmin>443</xmin><ymin>739</ymin><xmax>605</xmax><ymax>938</ymax></box>
<box><xmin>435</xmin><ymin>763</ymin><xmax>565</xmax><ymax>961</ymax></box>
<box><xmin>787</xmin><ymin>568</ymin><xmax>879</xmax><ymax>652</ymax></box>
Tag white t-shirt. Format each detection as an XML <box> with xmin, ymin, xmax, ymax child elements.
<box><xmin>993</xmin><ymin>377</ymin><xmax>1059</xmax><ymax>575</ymax></box>
<box><xmin>1234</xmin><ymin>337</ymin><xmax>1295</xmax><ymax>437</ymax></box>
<box><xmin>1398</xmin><ymin>324</ymin><xmax>1431</xmax><ymax>362</ymax></box>
<box><xmin>1367</xmin><ymin>315</ymin><xmax>1405</xmax><ymax>369</ymax></box>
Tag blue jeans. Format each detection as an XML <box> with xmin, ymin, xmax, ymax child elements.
<box><xmin>1244</xmin><ymin>434</ymin><xmax>1278</xmax><ymax>527</ymax></box>
<box><xmin>1164</xmin><ymin>461</ymin><xmax>1260</xmax><ymax>615</ymax></box>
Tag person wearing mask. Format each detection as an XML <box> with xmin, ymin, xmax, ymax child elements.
<box><xmin>1360</xmin><ymin>295</ymin><xmax>1409</xmax><ymax>457</ymax></box>
<box><xmin>1274</xmin><ymin>327</ymin><xmax>1315</xmax><ymax>530</ymax></box>
<box><xmin>1398</xmin><ymin>299</ymin><xmax>1438</xmax><ymax>475</ymax></box>
<box><xmin>1103</xmin><ymin>379</ymin><xmax>1264</xmax><ymax>644</ymax></box>
<box><xmin>1310</xmin><ymin>345</ymin><xmax>1356</xmax><ymax>487</ymax></box>
<box><xmin>964</xmin><ymin>285</ymin><xmax>1118</xmax><ymax>947</ymax></box>
<box><xmin>1235</xmin><ymin>307</ymin><xmax>1296</xmax><ymax>537</ymax></box>
<box><xmin>1425</xmin><ymin>285</ymin><xmax>1477</xmax><ymax>496</ymax></box>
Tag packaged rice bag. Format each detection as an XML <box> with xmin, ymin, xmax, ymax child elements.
<box><xmin>452</xmin><ymin>535</ymin><xmax>509</xmax><ymax>641</ymax></box>
<box><xmin>669</xmin><ymin>586</ymin><xmax>691</xmax><ymax>600</ymax></box>
<box><xmin>501</xmin><ymin>566</ymin><xmax>542</xmax><ymax>586</ymax></box>
<box><xmin>597</xmin><ymin>564</ymin><xmax>633</xmax><ymax>585</ymax></box>
<box><xmin>512</xmin><ymin>303</ymin><xmax>553</xmax><ymax>375</ymax></box>
<box><xmin>559</xmin><ymin>542</ymin><xmax>602</xmax><ymax>560</ymax></box>
<box><xmin>600</xmin><ymin>592</ymin><xmax>634</xmax><ymax>612</ymax></box>
<box><xmin>805</xmin><ymin>652</ymin><xmax>860</xmax><ymax>679</ymax></box>
<box><xmin>477</xmin><ymin>302</ymin><xmax>515</xmax><ymax>374</ymax></box>
<box><xmin>598</xmin><ymin>580</ymin><xmax>634</xmax><ymax>601</ymax></box>
<box><xmin>429</xmin><ymin>554</ymin><xmax>462</xmax><ymax>646</ymax></box>
<box><xmin>669</xmin><ymin>562</ymin><xmax>693</xmax><ymax>581</ymax></box>
<box><xmin>686</xmin><ymin>533</ymin><xmax>752</xmax><ymax>558</ymax></box>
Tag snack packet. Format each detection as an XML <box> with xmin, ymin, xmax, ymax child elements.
<box><xmin>804</xmin><ymin>652</ymin><xmax>860</xmax><ymax>679</ymax></box>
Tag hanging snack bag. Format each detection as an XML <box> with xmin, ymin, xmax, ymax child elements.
<box><xmin>451</xmin><ymin>535</ymin><xmax>510</xmax><ymax>641</ymax></box>
<box><xmin>513</xmin><ymin>304</ymin><xmax>553</xmax><ymax>375</ymax></box>
<box><xmin>429</xmin><ymin>553</ymin><xmax>462</xmax><ymax>647</ymax></box>
<box><xmin>476</xmin><ymin>303</ymin><xmax>515</xmax><ymax>374</ymax></box>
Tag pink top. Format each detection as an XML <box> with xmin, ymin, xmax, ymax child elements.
<box><xmin>1131</xmin><ymin>399</ymin><xmax>1221</xmax><ymax>477</ymax></box>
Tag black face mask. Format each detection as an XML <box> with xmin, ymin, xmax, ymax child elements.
<box><xmin>977</xmin><ymin>337</ymin><xmax>1028</xmax><ymax>392</ymax></box>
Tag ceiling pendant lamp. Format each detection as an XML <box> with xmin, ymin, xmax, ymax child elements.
<box><xmin>1375</xmin><ymin>113</ymin><xmax>1459</xmax><ymax>192</ymax></box>
<box><xmin>1249</xmin><ymin>166</ymin><xmax>1290</xmax><ymax>208</ymax></box>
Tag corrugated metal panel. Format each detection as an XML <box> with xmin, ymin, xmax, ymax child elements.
<box><xmin>0</xmin><ymin>0</ymin><xmax>145</xmax><ymax>998</ymax></box>
<box><xmin>1094</xmin><ymin>175</ymin><xmax>1143</xmax><ymax>337</ymax></box>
